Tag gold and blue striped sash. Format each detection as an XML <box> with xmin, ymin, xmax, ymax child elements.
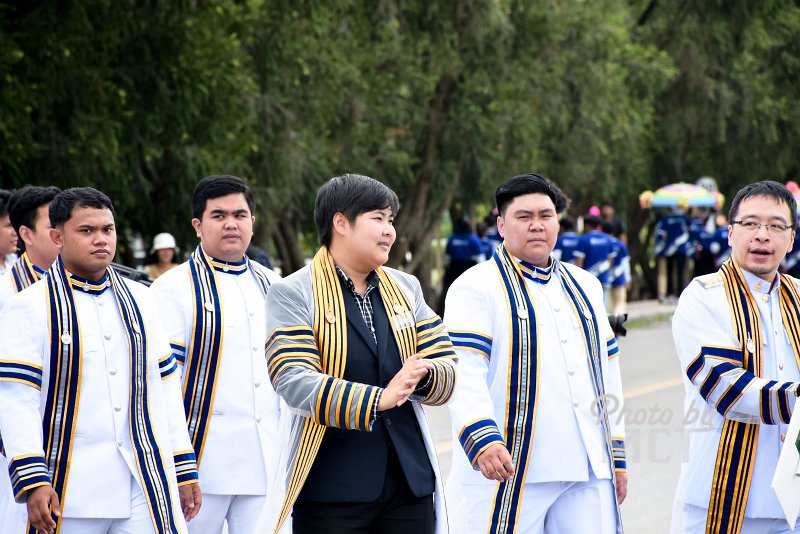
<box><xmin>184</xmin><ymin>246</ymin><xmax>270</xmax><ymax>464</ymax></box>
<box><xmin>36</xmin><ymin>257</ymin><xmax>179</xmax><ymax>533</ymax></box>
<box><xmin>704</xmin><ymin>260</ymin><xmax>800</xmax><ymax>534</ymax></box>
<box><xmin>10</xmin><ymin>253</ymin><xmax>45</xmax><ymax>293</ymax></box>
<box><xmin>488</xmin><ymin>246</ymin><xmax>615</xmax><ymax>533</ymax></box>
<box><xmin>273</xmin><ymin>246</ymin><xmax>454</xmax><ymax>532</ymax></box>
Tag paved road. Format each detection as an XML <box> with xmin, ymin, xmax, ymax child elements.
<box><xmin>423</xmin><ymin>316</ymin><xmax>683</xmax><ymax>534</ymax></box>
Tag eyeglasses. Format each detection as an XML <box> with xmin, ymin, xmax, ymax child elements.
<box><xmin>732</xmin><ymin>220</ymin><xmax>793</xmax><ymax>234</ymax></box>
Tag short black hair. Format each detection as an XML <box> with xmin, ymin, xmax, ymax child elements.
<box><xmin>600</xmin><ymin>199</ymin><xmax>613</xmax><ymax>208</ymax></box>
<box><xmin>49</xmin><ymin>187</ymin><xmax>116</xmax><ymax>228</ymax></box>
<box><xmin>728</xmin><ymin>180</ymin><xmax>796</xmax><ymax>228</ymax></box>
<box><xmin>9</xmin><ymin>185</ymin><xmax>61</xmax><ymax>234</ymax></box>
<box><xmin>559</xmin><ymin>216</ymin><xmax>575</xmax><ymax>232</ymax></box>
<box><xmin>495</xmin><ymin>173</ymin><xmax>569</xmax><ymax>216</ymax></box>
<box><xmin>584</xmin><ymin>215</ymin><xmax>602</xmax><ymax>229</ymax></box>
<box><xmin>0</xmin><ymin>189</ymin><xmax>11</xmax><ymax>218</ymax></box>
<box><xmin>314</xmin><ymin>173</ymin><xmax>400</xmax><ymax>247</ymax></box>
<box><xmin>192</xmin><ymin>175</ymin><xmax>255</xmax><ymax>219</ymax></box>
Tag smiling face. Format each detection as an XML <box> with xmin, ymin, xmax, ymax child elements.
<box><xmin>332</xmin><ymin>208</ymin><xmax>396</xmax><ymax>274</ymax></box>
<box><xmin>50</xmin><ymin>206</ymin><xmax>116</xmax><ymax>280</ymax></box>
<box><xmin>191</xmin><ymin>192</ymin><xmax>254</xmax><ymax>262</ymax></box>
<box><xmin>497</xmin><ymin>193</ymin><xmax>558</xmax><ymax>267</ymax></box>
<box><xmin>728</xmin><ymin>195</ymin><xmax>795</xmax><ymax>282</ymax></box>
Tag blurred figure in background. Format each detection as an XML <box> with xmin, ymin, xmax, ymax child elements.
<box><xmin>574</xmin><ymin>215</ymin><xmax>616</xmax><ymax>306</ymax></box>
<box><xmin>142</xmin><ymin>232</ymin><xmax>179</xmax><ymax>280</ymax></box>
<box><xmin>553</xmin><ymin>216</ymin><xmax>580</xmax><ymax>264</ymax></box>
<box><xmin>604</xmin><ymin>221</ymin><xmax>631</xmax><ymax>315</ymax></box>
<box><xmin>475</xmin><ymin>221</ymin><xmax>496</xmax><ymax>260</ymax></box>
<box><xmin>441</xmin><ymin>215</ymin><xmax>485</xmax><ymax>302</ymax></box>
<box><xmin>0</xmin><ymin>190</ymin><xmax>18</xmax><ymax>277</ymax></box>
<box><xmin>601</xmin><ymin>199</ymin><xmax>627</xmax><ymax>243</ymax></box>
<box><xmin>654</xmin><ymin>206</ymin><xmax>691</xmax><ymax>303</ymax></box>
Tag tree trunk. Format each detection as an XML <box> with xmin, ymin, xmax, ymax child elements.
<box><xmin>273</xmin><ymin>218</ymin><xmax>306</xmax><ymax>275</ymax></box>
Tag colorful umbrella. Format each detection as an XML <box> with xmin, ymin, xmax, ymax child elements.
<box><xmin>640</xmin><ymin>182</ymin><xmax>724</xmax><ymax>210</ymax></box>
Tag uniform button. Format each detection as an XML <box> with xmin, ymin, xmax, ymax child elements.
<box><xmin>117</xmin><ymin>439</ymin><xmax>123</xmax><ymax>447</ymax></box>
<box><xmin>781</xmin><ymin>434</ymin><xmax>786</xmax><ymax>442</ymax></box>
<box><xmin>762</xmin><ymin>294</ymin><xmax>769</xmax><ymax>303</ymax></box>
<box><xmin>255</xmin><ymin>382</ymin><xmax>261</xmax><ymax>388</ymax></box>
<box><xmin>554</xmin><ymin>306</ymin><xmax>561</xmax><ymax>312</ymax></box>
<box><xmin>385</xmin><ymin>418</ymin><xmax>392</xmax><ymax>426</ymax></box>
<box><xmin>573</xmin><ymin>402</ymin><xmax>579</xmax><ymax>408</ymax></box>
<box><xmin>779</xmin><ymin>363</ymin><xmax>785</xmax><ymax>370</ymax></box>
<box><xmin>249</xmin><ymin>311</ymin><xmax>255</xmax><ymax>317</ymax></box>
<box><xmin>561</xmin><ymin>339</ymin><xmax>568</xmax><ymax>344</ymax></box>
<box><xmin>568</xmin><ymin>370</ymin><xmax>575</xmax><ymax>376</ymax></box>
<box><xmin>252</xmin><ymin>346</ymin><xmax>258</xmax><ymax>351</ymax></box>
<box><xmin>114</xmin><ymin>405</ymin><xmax>121</xmax><ymax>412</ymax></box>
<box><xmin>256</xmin><ymin>417</ymin><xmax>262</xmax><ymax>423</ymax></box>
<box><xmin>104</xmin><ymin>333</ymin><xmax>111</xmax><ymax>340</ymax></box>
<box><xmin>97</xmin><ymin>300</ymin><xmax>104</xmax><ymax>307</ymax></box>
<box><xmin>109</xmin><ymin>368</ymin><xmax>117</xmax><ymax>376</ymax></box>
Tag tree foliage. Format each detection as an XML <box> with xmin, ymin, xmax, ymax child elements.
<box><xmin>1</xmin><ymin>1</ymin><xmax>798</xmax><ymax>298</ymax></box>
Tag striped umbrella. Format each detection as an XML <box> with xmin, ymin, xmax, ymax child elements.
<box><xmin>640</xmin><ymin>182</ymin><xmax>724</xmax><ymax>209</ymax></box>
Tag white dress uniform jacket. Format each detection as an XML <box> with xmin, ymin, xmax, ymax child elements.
<box><xmin>150</xmin><ymin>254</ymin><xmax>282</xmax><ymax>496</ymax></box>
<box><xmin>672</xmin><ymin>268</ymin><xmax>800</xmax><ymax>526</ymax></box>
<box><xmin>444</xmin><ymin>251</ymin><xmax>626</xmax><ymax>533</ymax></box>
<box><xmin>0</xmin><ymin>272</ymin><xmax>193</xmax><ymax>531</ymax></box>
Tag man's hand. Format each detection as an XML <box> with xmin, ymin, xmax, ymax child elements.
<box><xmin>27</xmin><ymin>484</ymin><xmax>60</xmax><ymax>534</ymax></box>
<box><xmin>615</xmin><ymin>471</ymin><xmax>628</xmax><ymax>504</ymax></box>
<box><xmin>179</xmin><ymin>482</ymin><xmax>202</xmax><ymax>521</ymax></box>
<box><xmin>476</xmin><ymin>443</ymin><xmax>515</xmax><ymax>482</ymax></box>
<box><xmin>378</xmin><ymin>353</ymin><xmax>433</xmax><ymax>411</ymax></box>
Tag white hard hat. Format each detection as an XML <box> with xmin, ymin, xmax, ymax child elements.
<box><xmin>151</xmin><ymin>232</ymin><xmax>177</xmax><ymax>253</ymax></box>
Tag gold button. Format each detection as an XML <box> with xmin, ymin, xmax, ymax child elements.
<box><xmin>779</xmin><ymin>363</ymin><xmax>784</xmax><ymax>370</ymax></box>
<box><xmin>755</xmin><ymin>283</ymin><xmax>762</xmax><ymax>290</ymax></box>
<box><xmin>781</xmin><ymin>434</ymin><xmax>786</xmax><ymax>442</ymax></box>
<box><xmin>762</xmin><ymin>294</ymin><xmax>769</xmax><ymax>303</ymax></box>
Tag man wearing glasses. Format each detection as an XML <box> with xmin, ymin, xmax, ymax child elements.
<box><xmin>671</xmin><ymin>181</ymin><xmax>800</xmax><ymax>533</ymax></box>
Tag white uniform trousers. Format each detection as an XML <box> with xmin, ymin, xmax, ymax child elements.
<box><xmin>449</xmin><ymin>472</ymin><xmax>617</xmax><ymax>534</ymax></box>
<box><xmin>1</xmin><ymin>477</ymin><xmax>181</xmax><ymax>534</ymax></box>
<box><xmin>674</xmin><ymin>503</ymin><xmax>796</xmax><ymax>534</ymax></box>
<box><xmin>188</xmin><ymin>494</ymin><xmax>266</xmax><ymax>534</ymax></box>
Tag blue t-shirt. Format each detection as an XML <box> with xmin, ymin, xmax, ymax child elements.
<box><xmin>710</xmin><ymin>227</ymin><xmax>731</xmax><ymax>269</ymax></box>
<box><xmin>655</xmin><ymin>212</ymin><xmax>691</xmax><ymax>257</ymax></box>
<box><xmin>609</xmin><ymin>237</ymin><xmax>631</xmax><ymax>288</ymax></box>
<box><xmin>554</xmin><ymin>231</ymin><xmax>581</xmax><ymax>264</ymax></box>
<box><xmin>782</xmin><ymin>230</ymin><xmax>800</xmax><ymax>277</ymax></box>
<box><xmin>446</xmin><ymin>233</ymin><xmax>484</xmax><ymax>262</ymax></box>
<box><xmin>574</xmin><ymin>230</ymin><xmax>617</xmax><ymax>285</ymax></box>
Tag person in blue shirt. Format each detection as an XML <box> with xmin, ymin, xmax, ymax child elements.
<box><xmin>574</xmin><ymin>215</ymin><xmax>616</xmax><ymax>305</ymax></box>
<box><xmin>554</xmin><ymin>216</ymin><xmax>581</xmax><ymax>263</ymax></box>
<box><xmin>475</xmin><ymin>221</ymin><xmax>497</xmax><ymax>260</ymax></box>
<box><xmin>689</xmin><ymin>211</ymin><xmax>717</xmax><ymax>277</ymax></box>
<box><xmin>441</xmin><ymin>216</ymin><xmax>485</xmax><ymax>304</ymax></box>
<box><xmin>708</xmin><ymin>214</ymin><xmax>731</xmax><ymax>270</ymax></box>
<box><xmin>654</xmin><ymin>207</ymin><xmax>690</xmax><ymax>302</ymax></box>
<box><xmin>604</xmin><ymin>222</ymin><xmax>631</xmax><ymax>315</ymax></box>
<box><xmin>781</xmin><ymin>223</ymin><xmax>800</xmax><ymax>277</ymax></box>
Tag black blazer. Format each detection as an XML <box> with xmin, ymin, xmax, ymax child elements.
<box><xmin>297</xmin><ymin>278</ymin><xmax>435</xmax><ymax>502</ymax></box>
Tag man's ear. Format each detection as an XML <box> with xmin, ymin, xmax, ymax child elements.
<box><xmin>18</xmin><ymin>226</ymin><xmax>33</xmax><ymax>247</ymax></box>
<box><xmin>49</xmin><ymin>227</ymin><xmax>64</xmax><ymax>250</ymax></box>
<box><xmin>332</xmin><ymin>212</ymin><xmax>349</xmax><ymax>237</ymax></box>
<box><xmin>191</xmin><ymin>218</ymin><xmax>202</xmax><ymax>238</ymax></box>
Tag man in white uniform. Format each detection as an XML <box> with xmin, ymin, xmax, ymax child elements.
<box><xmin>672</xmin><ymin>180</ymin><xmax>800</xmax><ymax>534</ymax></box>
<box><xmin>150</xmin><ymin>175</ymin><xmax>282</xmax><ymax>533</ymax></box>
<box><xmin>444</xmin><ymin>173</ymin><xmax>627</xmax><ymax>534</ymax></box>
<box><xmin>0</xmin><ymin>187</ymin><xmax>201</xmax><ymax>534</ymax></box>
<box><xmin>0</xmin><ymin>189</ymin><xmax>18</xmax><ymax>277</ymax></box>
<box><xmin>0</xmin><ymin>185</ymin><xmax>61</xmax><ymax>529</ymax></box>
<box><xmin>0</xmin><ymin>185</ymin><xmax>61</xmax><ymax>312</ymax></box>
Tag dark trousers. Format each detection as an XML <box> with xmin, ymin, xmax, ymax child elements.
<box><xmin>667</xmin><ymin>255</ymin><xmax>687</xmax><ymax>297</ymax></box>
<box><xmin>292</xmin><ymin>453</ymin><xmax>435</xmax><ymax>534</ymax></box>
